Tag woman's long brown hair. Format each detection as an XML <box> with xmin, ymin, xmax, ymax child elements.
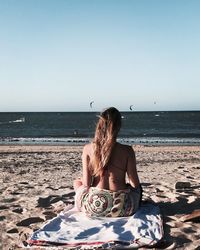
<box><xmin>90</xmin><ymin>107</ymin><xmax>121</xmax><ymax>176</ymax></box>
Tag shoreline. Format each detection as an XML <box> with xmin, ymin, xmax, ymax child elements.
<box><xmin>0</xmin><ymin>143</ymin><xmax>200</xmax><ymax>149</ymax></box>
<box><xmin>1</xmin><ymin>135</ymin><xmax>200</xmax><ymax>147</ymax></box>
<box><xmin>0</xmin><ymin>144</ymin><xmax>200</xmax><ymax>249</ymax></box>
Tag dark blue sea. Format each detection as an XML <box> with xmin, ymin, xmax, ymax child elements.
<box><xmin>0</xmin><ymin>111</ymin><xmax>200</xmax><ymax>145</ymax></box>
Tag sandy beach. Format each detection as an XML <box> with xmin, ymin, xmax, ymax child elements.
<box><xmin>0</xmin><ymin>144</ymin><xmax>200</xmax><ymax>249</ymax></box>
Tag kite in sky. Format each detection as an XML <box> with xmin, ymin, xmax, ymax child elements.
<box><xmin>90</xmin><ymin>101</ymin><xmax>94</xmax><ymax>108</ymax></box>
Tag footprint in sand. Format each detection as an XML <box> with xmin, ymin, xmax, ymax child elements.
<box><xmin>46</xmin><ymin>186</ymin><xmax>59</xmax><ymax>191</ymax></box>
<box><xmin>19</xmin><ymin>182</ymin><xmax>29</xmax><ymax>185</ymax></box>
<box><xmin>0</xmin><ymin>216</ymin><xmax>6</xmax><ymax>221</ymax></box>
<box><xmin>7</xmin><ymin>228</ymin><xmax>19</xmax><ymax>234</ymax></box>
<box><xmin>16</xmin><ymin>217</ymin><xmax>45</xmax><ymax>227</ymax></box>
<box><xmin>0</xmin><ymin>205</ymin><xmax>9</xmax><ymax>210</ymax></box>
<box><xmin>186</xmin><ymin>176</ymin><xmax>194</xmax><ymax>180</ymax></box>
<box><xmin>19</xmin><ymin>182</ymin><xmax>34</xmax><ymax>189</ymax></box>
<box><xmin>10</xmin><ymin>191</ymin><xmax>25</xmax><ymax>195</ymax></box>
<box><xmin>2</xmin><ymin>197</ymin><xmax>17</xmax><ymax>203</ymax></box>
<box><xmin>43</xmin><ymin>211</ymin><xmax>57</xmax><ymax>220</ymax></box>
<box><xmin>12</xmin><ymin>207</ymin><xmax>23</xmax><ymax>214</ymax></box>
<box><xmin>37</xmin><ymin>195</ymin><xmax>62</xmax><ymax>208</ymax></box>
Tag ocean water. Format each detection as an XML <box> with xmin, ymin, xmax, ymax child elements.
<box><xmin>0</xmin><ymin>111</ymin><xmax>200</xmax><ymax>145</ymax></box>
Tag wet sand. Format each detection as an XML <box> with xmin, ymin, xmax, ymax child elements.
<box><xmin>0</xmin><ymin>145</ymin><xmax>200</xmax><ymax>249</ymax></box>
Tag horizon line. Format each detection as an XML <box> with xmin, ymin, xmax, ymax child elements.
<box><xmin>0</xmin><ymin>109</ymin><xmax>200</xmax><ymax>113</ymax></box>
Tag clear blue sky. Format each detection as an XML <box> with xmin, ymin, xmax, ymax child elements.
<box><xmin>0</xmin><ymin>0</ymin><xmax>200</xmax><ymax>112</ymax></box>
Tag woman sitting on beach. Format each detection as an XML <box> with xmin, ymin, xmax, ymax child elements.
<box><xmin>73</xmin><ymin>107</ymin><xmax>142</xmax><ymax>217</ymax></box>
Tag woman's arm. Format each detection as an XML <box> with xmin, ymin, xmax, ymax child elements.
<box><xmin>126</xmin><ymin>147</ymin><xmax>140</xmax><ymax>188</ymax></box>
<box><xmin>82</xmin><ymin>144</ymin><xmax>92</xmax><ymax>187</ymax></box>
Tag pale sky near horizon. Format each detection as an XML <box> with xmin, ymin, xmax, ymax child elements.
<box><xmin>0</xmin><ymin>0</ymin><xmax>200</xmax><ymax>112</ymax></box>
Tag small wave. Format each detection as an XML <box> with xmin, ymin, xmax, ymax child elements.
<box><xmin>0</xmin><ymin>137</ymin><xmax>91</xmax><ymax>145</ymax></box>
<box><xmin>0</xmin><ymin>136</ymin><xmax>200</xmax><ymax>146</ymax></box>
<box><xmin>9</xmin><ymin>117</ymin><xmax>25</xmax><ymax>123</ymax></box>
<box><xmin>0</xmin><ymin>117</ymin><xmax>26</xmax><ymax>125</ymax></box>
<box><xmin>118</xmin><ymin>137</ymin><xmax>200</xmax><ymax>145</ymax></box>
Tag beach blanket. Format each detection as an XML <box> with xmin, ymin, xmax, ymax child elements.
<box><xmin>27</xmin><ymin>202</ymin><xmax>163</xmax><ymax>249</ymax></box>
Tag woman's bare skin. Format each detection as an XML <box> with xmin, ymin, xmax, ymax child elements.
<box><xmin>74</xmin><ymin>142</ymin><xmax>140</xmax><ymax>192</ymax></box>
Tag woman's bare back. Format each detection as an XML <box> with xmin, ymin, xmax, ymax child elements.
<box><xmin>86</xmin><ymin>142</ymin><xmax>139</xmax><ymax>191</ymax></box>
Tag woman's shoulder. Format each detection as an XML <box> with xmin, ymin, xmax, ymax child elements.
<box><xmin>83</xmin><ymin>142</ymin><xmax>93</xmax><ymax>155</ymax></box>
<box><xmin>116</xmin><ymin>143</ymin><xmax>134</xmax><ymax>155</ymax></box>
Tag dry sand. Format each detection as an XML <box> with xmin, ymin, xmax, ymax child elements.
<box><xmin>0</xmin><ymin>144</ymin><xmax>200</xmax><ymax>249</ymax></box>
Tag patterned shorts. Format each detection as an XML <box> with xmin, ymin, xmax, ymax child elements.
<box><xmin>75</xmin><ymin>185</ymin><xmax>141</xmax><ymax>217</ymax></box>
